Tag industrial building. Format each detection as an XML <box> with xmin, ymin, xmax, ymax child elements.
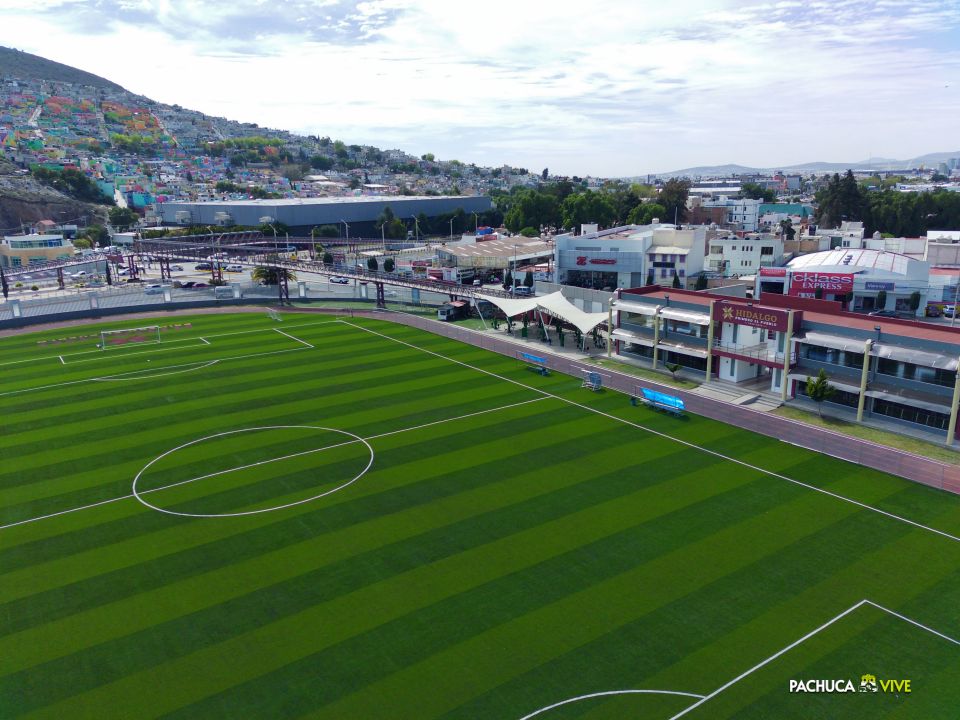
<box><xmin>155</xmin><ymin>196</ymin><xmax>493</xmax><ymax>236</ymax></box>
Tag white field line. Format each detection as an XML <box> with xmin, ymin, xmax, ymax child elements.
<box><xmin>0</xmin><ymin>342</ymin><xmax>312</xmax><ymax>399</ymax></box>
<box><xmin>91</xmin><ymin>360</ymin><xmax>221</xmax><ymax>382</ymax></box>
<box><xmin>666</xmin><ymin>600</ymin><xmax>870</xmax><ymax>720</ymax></box>
<box><xmin>341</xmin><ymin>321</ymin><xmax>960</xmax><ymax>547</ymax></box>
<box><xmin>199</xmin><ymin>337</ymin><xmax>211</xmax><ymax>345</ymax></box>
<box><xmin>0</xmin><ymin>319</ymin><xmax>340</xmax><ymax>368</ymax></box>
<box><xmin>274</xmin><ymin>328</ymin><xmax>313</xmax><ymax>348</ymax></box>
<box><xmin>865</xmin><ymin>599</ymin><xmax>960</xmax><ymax>647</ymax></box>
<box><xmin>0</xmin><ymin>397</ymin><xmax>547</xmax><ymax>531</ymax></box>
<box><xmin>666</xmin><ymin>598</ymin><xmax>960</xmax><ymax>719</ymax></box>
<box><xmin>517</xmin><ymin>689</ymin><xmax>705</xmax><ymax>720</ymax></box>
<box><xmin>62</xmin><ymin>337</ymin><xmax>210</xmax><ymax>364</ymax></box>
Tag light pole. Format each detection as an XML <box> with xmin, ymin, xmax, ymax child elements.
<box><xmin>449</xmin><ymin>218</ymin><xmax>454</xmax><ymax>243</ymax></box>
<box><xmin>512</xmin><ymin>243</ymin><xmax>518</xmax><ymax>295</ymax></box>
<box><xmin>472</xmin><ymin>211</ymin><xmax>479</xmax><ymax>233</ymax></box>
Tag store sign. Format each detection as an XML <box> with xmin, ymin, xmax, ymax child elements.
<box><xmin>865</xmin><ymin>281</ymin><xmax>895</xmax><ymax>291</ymax></box>
<box><xmin>714</xmin><ymin>301</ymin><xmax>791</xmax><ymax>331</ymax></box>
<box><xmin>575</xmin><ymin>256</ymin><xmax>617</xmax><ymax>266</ymax></box>
<box><xmin>758</xmin><ymin>267</ymin><xmax>787</xmax><ymax>277</ymax></box>
<box><xmin>788</xmin><ymin>272</ymin><xmax>854</xmax><ymax>295</ymax></box>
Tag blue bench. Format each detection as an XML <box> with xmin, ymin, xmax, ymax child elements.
<box><xmin>519</xmin><ymin>352</ymin><xmax>550</xmax><ymax>376</ymax></box>
<box><xmin>631</xmin><ymin>387</ymin><xmax>685</xmax><ymax>415</ymax></box>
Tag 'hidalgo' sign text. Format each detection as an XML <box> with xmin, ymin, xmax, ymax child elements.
<box><xmin>713</xmin><ymin>301</ymin><xmax>793</xmax><ymax>332</ymax></box>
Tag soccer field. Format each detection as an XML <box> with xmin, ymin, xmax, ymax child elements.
<box><xmin>2</xmin><ymin>311</ymin><xmax>960</xmax><ymax>719</ymax></box>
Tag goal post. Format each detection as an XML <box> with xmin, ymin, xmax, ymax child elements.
<box><xmin>100</xmin><ymin>325</ymin><xmax>161</xmax><ymax>349</ymax></box>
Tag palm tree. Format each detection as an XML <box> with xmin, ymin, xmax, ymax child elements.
<box><xmin>251</xmin><ymin>266</ymin><xmax>296</xmax><ymax>285</ymax></box>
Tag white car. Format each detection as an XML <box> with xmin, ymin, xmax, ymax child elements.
<box><xmin>225</xmin><ymin>264</ymin><xmax>245</xmax><ymax>272</ymax></box>
<box><xmin>71</xmin><ymin>270</ymin><xmax>88</xmax><ymax>278</ymax></box>
<box><xmin>329</xmin><ymin>276</ymin><xmax>351</xmax><ymax>284</ymax></box>
<box><xmin>170</xmin><ymin>265</ymin><xmax>184</xmax><ymax>271</ymax></box>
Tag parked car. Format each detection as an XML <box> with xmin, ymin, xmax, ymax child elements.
<box><xmin>868</xmin><ymin>309</ymin><xmax>898</xmax><ymax>318</ymax></box>
<box><xmin>943</xmin><ymin>306</ymin><xmax>956</xmax><ymax>318</ymax></box>
<box><xmin>144</xmin><ymin>284</ymin><xmax>168</xmax><ymax>295</ymax></box>
<box><xmin>194</xmin><ymin>262</ymin><xmax>212</xmax><ymax>270</ymax></box>
<box><xmin>71</xmin><ymin>270</ymin><xmax>88</xmax><ymax>278</ymax></box>
<box><xmin>117</xmin><ymin>267</ymin><xmax>129</xmax><ymax>275</ymax></box>
<box><xmin>926</xmin><ymin>305</ymin><xmax>943</xmax><ymax>318</ymax></box>
<box><xmin>180</xmin><ymin>281</ymin><xmax>197</xmax><ymax>289</ymax></box>
<box><xmin>225</xmin><ymin>264</ymin><xmax>245</xmax><ymax>272</ymax></box>
<box><xmin>329</xmin><ymin>276</ymin><xmax>350</xmax><ymax>284</ymax></box>
<box><xmin>170</xmin><ymin>265</ymin><xmax>184</xmax><ymax>271</ymax></box>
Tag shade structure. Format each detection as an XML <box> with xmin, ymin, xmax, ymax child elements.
<box><xmin>475</xmin><ymin>290</ymin><xmax>609</xmax><ymax>335</ymax></box>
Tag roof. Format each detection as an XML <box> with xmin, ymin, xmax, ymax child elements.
<box><xmin>441</xmin><ymin>239</ymin><xmax>553</xmax><ymax>260</ymax></box>
<box><xmin>786</xmin><ymin>248</ymin><xmax>915</xmax><ymax>275</ymax></box>
<box><xmin>163</xmin><ymin>195</ymin><xmax>478</xmax><ymax>207</ymax></box>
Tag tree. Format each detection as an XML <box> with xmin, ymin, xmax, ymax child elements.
<box><xmin>519</xmin><ymin>226</ymin><xmax>539</xmax><ymax>237</ymax></box>
<box><xmin>503</xmin><ymin>270</ymin><xmax>514</xmax><ymax>291</ymax></box>
<box><xmin>694</xmin><ymin>273</ymin><xmax>708</xmax><ymax>291</ymax></box>
<box><xmin>627</xmin><ymin>202</ymin><xmax>666</xmax><ymax>226</ymax></box>
<box><xmin>108</xmin><ymin>206</ymin><xmax>139</xmax><ymax>231</ymax></box>
<box><xmin>31</xmin><ymin>167</ymin><xmax>113</xmax><ymax>204</ymax></box>
<box><xmin>541</xmin><ymin>168</ymin><xmax>549</xmax><ymax>180</ymax></box>
<box><xmin>523</xmin><ymin>271</ymin><xmax>534</xmax><ymax>288</ymax></box>
<box><xmin>875</xmin><ymin>289</ymin><xmax>887</xmax><ymax>310</ymax></box>
<box><xmin>421</xmin><ymin>153</ymin><xmax>435</xmax><ymax>162</ymax></box>
<box><xmin>646</xmin><ymin>268</ymin><xmax>655</xmax><ymax>286</ymax></box>
<box><xmin>310</xmin><ymin>155</ymin><xmax>333</xmax><ymax>171</ymax></box>
<box><xmin>672</xmin><ymin>271</ymin><xmax>682</xmax><ymax>289</ymax></box>
<box><xmin>658</xmin><ymin>179</ymin><xmax>691</xmax><ymax>223</ymax></box>
<box><xmin>815</xmin><ymin>170</ymin><xmax>866</xmax><ymax>227</ymax></box>
<box><xmin>322</xmin><ymin>251</ymin><xmax>333</xmax><ymax>266</ymax></box>
<box><xmin>741</xmin><ymin>182</ymin><xmax>776</xmax><ymax>203</ymax></box>
<box><xmin>72</xmin><ymin>237</ymin><xmax>92</xmax><ymax>250</ymax></box>
<box><xmin>909</xmin><ymin>291</ymin><xmax>921</xmax><ymax>314</ymax></box>
<box><xmin>318</xmin><ymin>225</ymin><xmax>339</xmax><ymax>238</ymax></box>
<box><xmin>83</xmin><ymin>224</ymin><xmax>110</xmax><ymax>247</ymax></box>
<box><xmin>560</xmin><ymin>190</ymin><xmax>616</xmax><ymax>230</ymax></box>
<box><xmin>665</xmin><ymin>363</ymin><xmax>683</xmax><ymax>381</ymax></box>
<box><xmin>251</xmin><ymin>266</ymin><xmax>296</xmax><ymax>285</ymax></box>
<box><xmin>806</xmin><ymin>369</ymin><xmax>836</xmax><ymax>417</ymax></box>
<box><xmin>383</xmin><ymin>258</ymin><xmax>395</xmax><ymax>272</ymax></box>
<box><xmin>367</xmin><ymin>256</ymin><xmax>379</xmax><ymax>271</ymax></box>
<box><xmin>779</xmin><ymin>218</ymin><xmax>796</xmax><ymax>241</ymax></box>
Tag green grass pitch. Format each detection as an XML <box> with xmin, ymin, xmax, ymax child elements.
<box><xmin>1</xmin><ymin>311</ymin><xmax>960</xmax><ymax>719</ymax></box>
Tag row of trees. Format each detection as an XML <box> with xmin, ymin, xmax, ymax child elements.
<box><xmin>815</xmin><ymin>170</ymin><xmax>960</xmax><ymax>236</ymax></box>
<box><xmin>31</xmin><ymin>167</ymin><xmax>113</xmax><ymax>205</ymax></box>
<box><xmin>494</xmin><ymin>179</ymin><xmax>691</xmax><ymax>234</ymax></box>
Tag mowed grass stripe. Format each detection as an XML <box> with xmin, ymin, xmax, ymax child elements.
<box><xmin>0</xmin><ymin>427</ymin><xmax>675</xmax><ymax>656</ymax></box>
<box><xmin>16</xmin><ymin>457</ymin><xmax>766</xmax><ymax>719</ymax></box>
<box><xmin>2</xmin><ymin>440</ymin><xmax>727</xmax><ymax>708</ymax></box>
<box><xmin>446</xmin><ymin>495</ymin><xmax>920</xmax><ymax>720</ymax></box>
<box><xmin>279</xmin><ymin>468</ymin><xmax>882</xmax><ymax>720</ymax></box>
<box><xmin>637</xmin><ymin>518</ymin><xmax>960</xmax><ymax>704</ymax></box>
<box><xmin>163</xmin><ymin>463</ymin><xmax>870</xmax><ymax>720</ymax></box>
<box><xmin>0</xmin><ymin>343</ymin><xmax>530</xmax><ymax>491</ymax></box>
<box><xmin>0</xmin><ymin>377</ymin><xmax>533</xmax><ymax>526</ymax></box>
<box><xmin>0</xmin><ymin>394</ymin><xmax>561</xmax><ymax>574</ymax></box>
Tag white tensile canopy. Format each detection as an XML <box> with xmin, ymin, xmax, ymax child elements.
<box><xmin>476</xmin><ymin>291</ymin><xmax>609</xmax><ymax>334</ymax></box>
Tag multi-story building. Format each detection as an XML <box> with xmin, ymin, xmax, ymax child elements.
<box><xmin>610</xmin><ymin>286</ymin><xmax>960</xmax><ymax>443</ymax></box>
<box><xmin>0</xmin><ymin>234</ymin><xmax>75</xmax><ymax>268</ymax></box>
<box><xmin>705</xmin><ymin>234</ymin><xmax>784</xmax><ymax>276</ymax></box>
<box><xmin>697</xmin><ymin>196</ymin><xmax>761</xmax><ymax>231</ymax></box>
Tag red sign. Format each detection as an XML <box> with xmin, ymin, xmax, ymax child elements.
<box><xmin>713</xmin><ymin>301</ymin><xmax>792</xmax><ymax>332</ymax></box>
<box><xmin>788</xmin><ymin>271</ymin><xmax>854</xmax><ymax>295</ymax></box>
<box><xmin>759</xmin><ymin>267</ymin><xmax>787</xmax><ymax>277</ymax></box>
<box><xmin>576</xmin><ymin>256</ymin><xmax>617</xmax><ymax>266</ymax></box>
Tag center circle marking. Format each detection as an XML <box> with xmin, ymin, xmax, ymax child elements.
<box><xmin>132</xmin><ymin>425</ymin><xmax>374</xmax><ymax>518</ymax></box>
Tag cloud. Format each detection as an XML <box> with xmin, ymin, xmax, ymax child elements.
<box><xmin>1</xmin><ymin>0</ymin><xmax>959</xmax><ymax>174</ymax></box>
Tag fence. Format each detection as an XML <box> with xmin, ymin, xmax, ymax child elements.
<box><xmin>320</xmin><ymin>308</ymin><xmax>960</xmax><ymax>495</ymax></box>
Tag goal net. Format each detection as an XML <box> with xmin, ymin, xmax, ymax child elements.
<box><xmin>100</xmin><ymin>326</ymin><xmax>161</xmax><ymax>349</ymax></box>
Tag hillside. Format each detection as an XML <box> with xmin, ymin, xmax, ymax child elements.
<box><xmin>0</xmin><ymin>47</ymin><xmax>125</xmax><ymax>91</ymax></box>
<box><xmin>0</xmin><ymin>159</ymin><xmax>107</xmax><ymax>232</ymax></box>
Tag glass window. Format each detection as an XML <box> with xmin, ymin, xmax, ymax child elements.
<box><xmin>872</xmin><ymin>398</ymin><xmax>949</xmax><ymax>430</ymax></box>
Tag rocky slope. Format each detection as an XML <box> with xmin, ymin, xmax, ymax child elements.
<box><xmin>0</xmin><ymin>158</ymin><xmax>106</xmax><ymax>232</ymax></box>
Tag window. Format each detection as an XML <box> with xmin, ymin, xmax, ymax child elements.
<box><xmin>825</xmin><ymin>388</ymin><xmax>860</xmax><ymax>408</ymax></box>
<box><xmin>876</xmin><ymin>358</ymin><xmax>955</xmax><ymax>387</ymax></box>
<box><xmin>761</xmin><ymin>246</ymin><xmax>774</xmax><ymax>256</ymax></box>
<box><xmin>872</xmin><ymin>398</ymin><xmax>949</xmax><ymax>430</ymax></box>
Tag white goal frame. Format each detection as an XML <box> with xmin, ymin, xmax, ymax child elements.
<box><xmin>100</xmin><ymin>325</ymin><xmax>161</xmax><ymax>349</ymax></box>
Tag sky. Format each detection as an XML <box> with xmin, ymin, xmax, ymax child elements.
<box><xmin>2</xmin><ymin>0</ymin><xmax>959</xmax><ymax>176</ymax></box>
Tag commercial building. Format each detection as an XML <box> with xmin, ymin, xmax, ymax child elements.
<box><xmin>757</xmin><ymin>248</ymin><xmax>931</xmax><ymax>315</ymax></box>
<box><xmin>610</xmin><ymin>286</ymin><xmax>960</xmax><ymax>443</ymax></box>
<box><xmin>436</xmin><ymin>237</ymin><xmax>554</xmax><ymax>274</ymax></box>
<box><xmin>1</xmin><ymin>234</ymin><xmax>75</xmax><ymax>267</ymax></box>
<box><xmin>554</xmin><ymin>223</ymin><xmax>707</xmax><ymax>290</ymax></box>
<box><xmin>155</xmin><ymin>195</ymin><xmax>493</xmax><ymax>235</ymax></box>
<box><xmin>696</xmin><ymin>196</ymin><xmax>761</xmax><ymax>232</ymax></box>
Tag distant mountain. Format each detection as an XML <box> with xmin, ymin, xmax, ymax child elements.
<box><xmin>0</xmin><ymin>46</ymin><xmax>125</xmax><ymax>91</ymax></box>
<box><xmin>651</xmin><ymin>152</ymin><xmax>960</xmax><ymax>178</ymax></box>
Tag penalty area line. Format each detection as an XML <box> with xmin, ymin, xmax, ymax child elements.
<box><xmin>274</xmin><ymin>328</ymin><xmax>313</xmax><ymax>348</ymax></box>
<box><xmin>518</xmin><ymin>689</ymin><xmax>705</xmax><ymax>720</ymax></box>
